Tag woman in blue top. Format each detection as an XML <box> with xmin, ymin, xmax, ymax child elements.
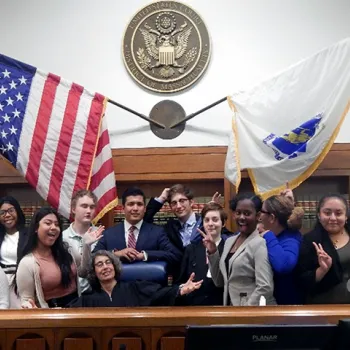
<box><xmin>259</xmin><ymin>195</ymin><xmax>304</xmax><ymax>305</ymax></box>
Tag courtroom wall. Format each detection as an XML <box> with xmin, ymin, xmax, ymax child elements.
<box><xmin>1</xmin><ymin>0</ymin><xmax>349</xmax><ymax>148</ymax></box>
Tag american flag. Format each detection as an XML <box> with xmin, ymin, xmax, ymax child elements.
<box><xmin>0</xmin><ymin>53</ymin><xmax>117</xmax><ymax>222</ymax></box>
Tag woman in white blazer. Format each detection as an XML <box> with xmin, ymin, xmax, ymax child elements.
<box><xmin>201</xmin><ymin>193</ymin><xmax>275</xmax><ymax>306</ymax></box>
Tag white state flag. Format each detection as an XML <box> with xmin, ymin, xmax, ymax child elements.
<box><xmin>225</xmin><ymin>38</ymin><xmax>350</xmax><ymax>199</ymax></box>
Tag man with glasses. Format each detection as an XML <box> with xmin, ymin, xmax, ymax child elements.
<box><xmin>145</xmin><ymin>184</ymin><xmax>202</xmax><ymax>254</ymax></box>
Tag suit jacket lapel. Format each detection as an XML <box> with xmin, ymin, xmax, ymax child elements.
<box><xmin>228</xmin><ymin>230</ymin><xmax>259</xmax><ymax>273</ymax></box>
<box><xmin>220</xmin><ymin>235</ymin><xmax>239</xmax><ymax>281</ymax></box>
<box><xmin>118</xmin><ymin>223</ymin><xmax>127</xmax><ymax>249</ymax></box>
<box><xmin>135</xmin><ymin>222</ymin><xmax>148</xmax><ymax>251</ymax></box>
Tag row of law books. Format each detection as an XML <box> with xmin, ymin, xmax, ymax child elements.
<box><xmin>113</xmin><ymin>196</ymin><xmax>215</xmax><ymax>225</ymax></box>
<box><xmin>294</xmin><ymin>194</ymin><xmax>349</xmax><ymax>231</ymax></box>
<box><xmin>21</xmin><ymin>202</ymin><xmax>71</xmax><ymax>230</ymax></box>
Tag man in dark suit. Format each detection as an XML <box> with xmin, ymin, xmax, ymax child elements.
<box><xmin>145</xmin><ymin>185</ymin><xmax>233</xmax><ymax>254</ymax></box>
<box><xmin>144</xmin><ymin>184</ymin><xmax>203</xmax><ymax>254</ymax></box>
<box><xmin>93</xmin><ymin>187</ymin><xmax>181</xmax><ymax>267</ymax></box>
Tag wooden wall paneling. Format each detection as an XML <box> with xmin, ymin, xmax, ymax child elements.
<box><xmin>54</xmin><ymin>328</ymin><xmax>101</xmax><ymax>350</ymax></box>
<box><xmin>63</xmin><ymin>338</ymin><xmax>93</xmax><ymax>350</ymax></box>
<box><xmin>224</xmin><ymin>178</ymin><xmax>234</xmax><ymax>231</ymax></box>
<box><xmin>15</xmin><ymin>338</ymin><xmax>46</xmax><ymax>350</ymax></box>
<box><xmin>111</xmin><ymin>338</ymin><xmax>142</xmax><ymax>350</ymax></box>
<box><xmin>101</xmin><ymin>328</ymin><xmax>151</xmax><ymax>350</ymax></box>
<box><xmin>0</xmin><ymin>330</ymin><xmax>5</xmax><ymax>350</ymax></box>
<box><xmin>6</xmin><ymin>329</ymin><xmax>54</xmax><ymax>350</ymax></box>
<box><xmin>160</xmin><ymin>337</ymin><xmax>185</xmax><ymax>350</ymax></box>
<box><xmin>151</xmin><ymin>328</ymin><xmax>185</xmax><ymax>350</ymax></box>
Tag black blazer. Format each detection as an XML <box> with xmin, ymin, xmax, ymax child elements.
<box><xmin>296</xmin><ymin>225</ymin><xmax>343</xmax><ymax>301</ymax></box>
<box><xmin>145</xmin><ymin>197</ymin><xmax>192</xmax><ymax>253</ymax></box>
<box><xmin>93</xmin><ymin>221</ymin><xmax>182</xmax><ymax>267</ymax></box>
<box><xmin>0</xmin><ymin>227</ymin><xmax>27</xmax><ymax>266</ymax></box>
<box><xmin>175</xmin><ymin>239</ymin><xmax>226</xmax><ymax>306</ymax></box>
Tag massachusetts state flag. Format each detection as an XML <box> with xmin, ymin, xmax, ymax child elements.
<box><xmin>0</xmin><ymin>53</ymin><xmax>117</xmax><ymax>222</ymax></box>
<box><xmin>225</xmin><ymin>38</ymin><xmax>350</xmax><ymax>198</ymax></box>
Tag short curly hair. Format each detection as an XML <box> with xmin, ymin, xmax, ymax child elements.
<box><xmin>87</xmin><ymin>250</ymin><xmax>122</xmax><ymax>291</ymax></box>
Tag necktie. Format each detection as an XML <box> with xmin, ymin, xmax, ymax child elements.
<box><xmin>128</xmin><ymin>226</ymin><xmax>137</xmax><ymax>249</ymax></box>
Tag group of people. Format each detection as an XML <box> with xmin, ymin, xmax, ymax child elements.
<box><xmin>0</xmin><ymin>182</ymin><xmax>349</xmax><ymax>309</ymax></box>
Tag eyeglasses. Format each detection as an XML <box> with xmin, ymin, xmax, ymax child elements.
<box><xmin>0</xmin><ymin>207</ymin><xmax>16</xmax><ymax>217</ymax></box>
<box><xmin>260</xmin><ymin>210</ymin><xmax>271</xmax><ymax>215</ymax></box>
<box><xmin>170</xmin><ymin>198</ymin><xmax>189</xmax><ymax>208</ymax></box>
<box><xmin>94</xmin><ymin>259</ymin><xmax>113</xmax><ymax>268</ymax></box>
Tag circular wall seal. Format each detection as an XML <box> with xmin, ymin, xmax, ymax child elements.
<box><xmin>122</xmin><ymin>1</ymin><xmax>211</xmax><ymax>93</ymax></box>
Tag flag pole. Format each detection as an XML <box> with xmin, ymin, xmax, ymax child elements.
<box><xmin>170</xmin><ymin>97</ymin><xmax>227</xmax><ymax>129</ymax></box>
<box><xmin>107</xmin><ymin>98</ymin><xmax>166</xmax><ymax>129</ymax></box>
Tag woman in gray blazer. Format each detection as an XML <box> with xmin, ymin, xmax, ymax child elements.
<box><xmin>201</xmin><ymin>193</ymin><xmax>275</xmax><ymax>306</ymax></box>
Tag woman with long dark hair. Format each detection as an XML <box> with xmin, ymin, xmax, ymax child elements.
<box><xmin>297</xmin><ymin>194</ymin><xmax>350</xmax><ymax>304</ymax></box>
<box><xmin>15</xmin><ymin>206</ymin><xmax>103</xmax><ymax>308</ymax></box>
<box><xmin>0</xmin><ymin>196</ymin><xmax>27</xmax><ymax>308</ymax></box>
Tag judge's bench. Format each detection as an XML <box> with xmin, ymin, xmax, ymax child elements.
<box><xmin>0</xmin><ymin>305</ymin><xmax>350</xmax><ymax>350</ymax></box>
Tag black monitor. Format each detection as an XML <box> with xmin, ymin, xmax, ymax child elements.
<box><xmin>185</xmin><ymin>324</ymin><xmax>337</xmax><ymax>350</ymax></box>
<box><xmin>335</xmin><ymin>319</ymin><xmax>350</xmax><ymax>350</ymax></box>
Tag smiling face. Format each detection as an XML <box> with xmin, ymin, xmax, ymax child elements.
<box><xmin>203</xmin><ymin>210</ymin><xmax>223</xmax><ymax>240</ymax></box>
<box><xmin>94</xmin><ymin>255</ymin><xmax>116</xmax><ymax>283</ymax></box>
<box><xmin>0</xmin><ymin>202</ymin><xmax>18</xmax><ymax>233</ymax></box>
<box><xmin>36</xmin><ymin>213</ymin><xmax>61</xmax><ymax>248</ymax></box>
<box><xmin>234</xmin><ymin>199</ymin><xmax>258</xmax><ymax>235</ymax></box>
<box><xmin>169</xmin><ymin>193</ymin><xmax>193</xmax><ymax>223</ymax></box>
<box><xmin>123</xmin><ymin>195</ymin><xmax>146</xmax><ymax>225</ymax></box>
<box><xmin>318</xmin><ymin>197</ymin><xmax>348</xmax><ymax>235</ymax></box>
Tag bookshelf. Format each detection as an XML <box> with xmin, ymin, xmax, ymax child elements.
<box><xmin>1</xmin><ymin>144</ymin><xmax>350</xmax><ymax>233</ymax></box>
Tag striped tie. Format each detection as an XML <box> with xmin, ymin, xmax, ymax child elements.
<box><xmin>128</xmin><ymin>226</ymin><xmax>137</xmax><ymax>249</ymax></box>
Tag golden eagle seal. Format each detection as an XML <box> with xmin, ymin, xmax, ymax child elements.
<box><xmin>123</xmin><ymin>1</ymin><xmax>211</xmax><ymax>93</ymax></box>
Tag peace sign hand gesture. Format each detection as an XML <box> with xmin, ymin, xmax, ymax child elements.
<box><xmin>313</xmin><ymin>242</ymin><xmax>332</xmax><ymax>272</ymax></box>
<box><xmin>198</xmin><ymin>228</ymin><xmax>217</xmax><ymax>255</ymax></box>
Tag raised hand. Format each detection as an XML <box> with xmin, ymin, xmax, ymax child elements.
<box><xmin>159</xmin><ymin>188</ymin><xmax>170</xmax><ymax>203</ymax></box>
<box><xmin>83</xmin><ymin>225</ymin><xmax>104</xmax><ymax>246</ymax></box>
<box><xmin>280</xmin><ymin>181</ymin><xmax>294</xmax><ymax>202</ymax></box>
<box><xmin>210</xmin><ymin>192</ymin><xmax>222</xmax><ymax>204</ymax></box>
<box><xmin>198</xmin><ymin>228</ymin><xmax>217</xmax><ymax>255</ymax></box>
<box><xmin>313</xmin><ymin>242</ymin><xmax>332</xmax><ymax>272</ymax></box>
<box><xmin>179</xmin><ymin>272</ymin><xmax>203</xmax><ymax>296</ymax></box>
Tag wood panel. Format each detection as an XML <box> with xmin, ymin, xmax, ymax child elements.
<box><xmin>160</xmin><ymin>337</ymin><xmax>185</xmax><ymax>350</ymax></box>
<box><xmin>16</xmin><ymin>338</ymin><xmax>46</xmax><ymax>350</ymax></box>
<box><xmin>101</xmin><ymin>328</ymin><xmax>151</xmax><ymax>350</ymax></box>
<box><xmin>111</xmin><ymin>338</ymin><xmax>142</xmax><ymax>350</ymax></box>
<box><xmin>2</xmin><ymin>145</ymin><xmax>350</xmax><ymax>184</ymax></box>
<box><xmin>63</xmin><ymin>338</ymin><xmax>93</xmax><ymax>350</ymax></box>
<box><xmin>55</xmin><ymin>328</ymin><xmax>100</xmax><ymax>350</ymax></box>
<box><xmin>0</xmin><ymin>330</ymin><xmax>5</xmax><ymax>350</ymax></box>
<box><xmin>0</xmin><ymin>307</ymin><xmax>349</xmax><ymax>349</ymax></box>
<box><xmin>151</xmin><ymin>327</ymin><xmax>185</xmax><ymax>350</ymax></box>
<box><xmin>6</xmin><ymin>329</ymin><xmax>54</xmax><ymax>350</ymax></box>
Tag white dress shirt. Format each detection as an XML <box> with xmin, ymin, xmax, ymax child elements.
<box><xmin>123</xmin><ymin>220</ymin><xmax>147</xmax><ymax>260</ymax></box>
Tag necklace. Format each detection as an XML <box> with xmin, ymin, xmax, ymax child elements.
<box><xmin>331</xmin><ymin>231</ymin><xmax>345</xmax><ymax>249</ymax></box>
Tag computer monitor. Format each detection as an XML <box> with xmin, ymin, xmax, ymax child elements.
<box><xmin>185</xmin><ymin>324</ymin><xmax>337</xmax><ymax>350</ymax></box>
<box><xmin>335</xmin><ymin>319</ymin><xmax>350</xmax><ymax>350</ymax></box>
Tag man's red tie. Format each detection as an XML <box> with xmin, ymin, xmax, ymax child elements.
<box><xmin>128</xmin><ymin>226</ymin><xmax>137</xmax><ymax>249</ymax></box>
